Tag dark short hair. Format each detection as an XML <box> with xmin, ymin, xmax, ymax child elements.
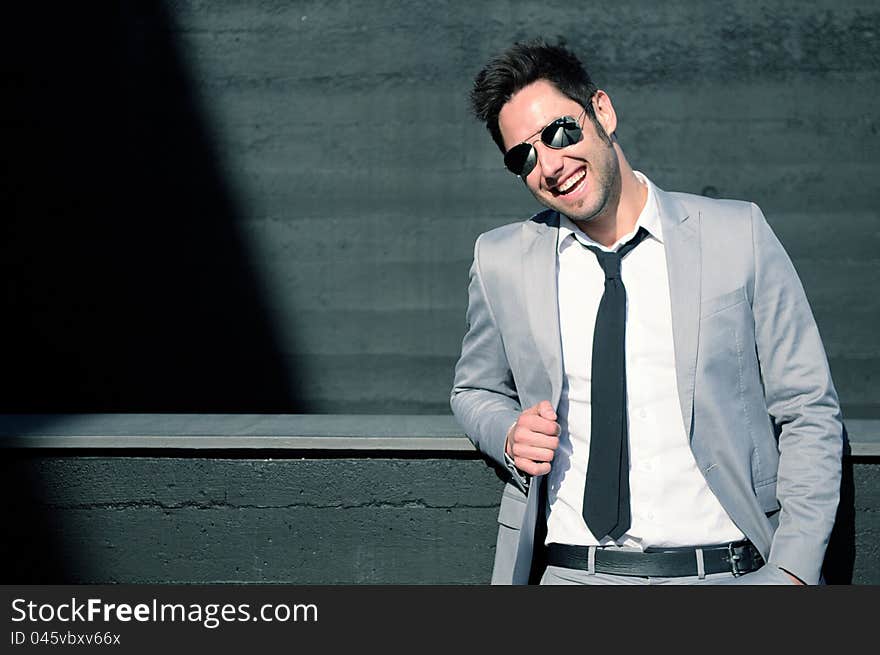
<box><xmin>470</xmin><ymin>39</ymin><xmax>602</xmax><ymax>153</ymax></box>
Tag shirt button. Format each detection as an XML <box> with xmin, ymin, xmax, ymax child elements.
<box><xmin>639</xmin><ymin>409</ymin><xmax>648</xmax><ymax>419</ymax></box>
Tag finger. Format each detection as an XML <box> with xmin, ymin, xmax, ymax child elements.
<box><xmin>512</xmin><ymin>444</ymin><xmax>556</xmax><ymax>463</ymax></box>
<box><xmin>537</xmin><ymin>400</ymin><xmax>557</xmax><ymax>421</ymax></box>
<box><xmin>521</xmin><ymin>403</ymin><xmax>541</xmax><ymax>416</ymax></box>
<box><xmin>511</xmin><ymin>426</ymin><xmax>559</xmax><ymax>449</ymax></box>
<box><xmin>519</xmin><ymin>414</ymin><xmax>560</xmax><ymax>436</ymax></box>
<box><xmin>516</xmin><ymin>458</ymin><xmax>551</xmax><ymax>476</ymax></box>
<box><xmin>515</xmin><ymin>433</ymin><xmax>560</xmax><ymax>451</ymax></box>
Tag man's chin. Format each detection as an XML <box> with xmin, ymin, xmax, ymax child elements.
<box><xmin>556</xmin><ymin>201</ymin><xmax>603</xmax><ymax>224</ymax></box>
<box><xmin>555</xmin><ymin>191</ymin><xmax>613</xmax><ymax>224</ymax></box>
<box><xmin>533</xmin><ymin>188</ymin><xmax>605</xmax><ymax>223</ymax></box>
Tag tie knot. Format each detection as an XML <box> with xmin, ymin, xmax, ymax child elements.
<box><xmin>594</xmin><ymin>251</ymin><xmax>621</xmax><ymax>280</ymax></box>
<box><xmin>583</xmin><ymin>227</ymin><xmax>648</xmax><ymax>280</ymax></box>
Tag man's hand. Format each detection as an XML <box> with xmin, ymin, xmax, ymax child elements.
<box><xmin>506</xmin><ymin>400</ymin><xmax>560</xmax><ymax>476</ymax></box>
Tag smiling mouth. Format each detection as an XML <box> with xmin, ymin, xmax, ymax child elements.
<box><xmin>554</xmin><ymin>168</ymin><xmax>586</xmax><ymax>195</ymax></box>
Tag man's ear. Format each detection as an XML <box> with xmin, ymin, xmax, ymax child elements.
<box><xmin>592</xmin><ymin>90</ymin><xmax>617</xmax><ymax>138</ymax></box>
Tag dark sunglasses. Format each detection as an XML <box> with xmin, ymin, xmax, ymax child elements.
<box><xmin>503</xmin><ymin>108</ymin><xmax>587</xmax><ymax>177</ymax></box>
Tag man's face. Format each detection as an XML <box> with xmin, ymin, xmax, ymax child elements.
<box><xmin>497</xmin><ymin>79</ymin><xmax>620</xmax><ymax>223</ymax></box>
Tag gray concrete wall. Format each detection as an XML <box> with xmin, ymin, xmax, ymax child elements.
<box><xmin>1</xmin><ymin>1</ymin><xmax>878</xmax><ymax>416</ymax></box>
<box><xmin>177</xmin><ymin>0</ymin><xmax>880</xmax><ymax>415</ymax></box>
<box><xmin>2</xmin><ymin>415</ymin><xmax>872</xmax><ymax>584</ymax></box>
<box><xmin>2</xmin><ymin>453</ymin><xmax>876</xmax><ymax>584</ymax></box>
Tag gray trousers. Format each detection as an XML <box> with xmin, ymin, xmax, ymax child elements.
<box><xmin>541</xmin><ymin>565</ymin><xmax>740</xmax><ymax>584</ymax></box>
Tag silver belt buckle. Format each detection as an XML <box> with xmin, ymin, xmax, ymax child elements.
<box><xmin>727</xmin><ymin>542</ymin><xmax>743</xmax><ymax>576</ymax></box>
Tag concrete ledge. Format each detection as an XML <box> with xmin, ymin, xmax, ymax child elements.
<box><xmin>846</xmin><ymin>420</ymin><xmax>880</xmax><ymax>457</ymax></box>
<box><xmin>0</xmin><ymin>414</ymin><xmax>877</xmax><ymax>456</ymax></box>
<box><xmin>0</xmin><ymin>414</ymin><xmax>471</xmax><ymax>451</ymax></box>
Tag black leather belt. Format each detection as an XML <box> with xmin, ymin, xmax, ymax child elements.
<box><xmin>546</xmin><ymin>540</ymin><xmax>764</xmax><ymax>577</ymax></box>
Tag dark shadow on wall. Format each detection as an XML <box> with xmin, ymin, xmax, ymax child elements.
<box><xmin>0</xmin><ymin>3</ymin><xmax>306</xmax><ymax>581</ymax></box>
<box><xmin>0</xmin><ymin>2</ymin><xmax>303</xmax><ymax>413</ymax></box>
<box><xmin>0</xmin><ymin>453</ymin><xmax>67</xmax><ymax>583</ymax></box>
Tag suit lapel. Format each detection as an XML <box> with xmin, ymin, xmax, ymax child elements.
<box><xmin>521</xmin><ymin>211</ymin><xmax>564</xmax><ymax>408</ymax></box>
<box><xmin>656</xmin><ymin>188</ymin><xmax>701</xmax><ymax>439</ymax></box>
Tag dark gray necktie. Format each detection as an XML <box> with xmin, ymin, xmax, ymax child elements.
<box><xmin>580</xmin><ymin>227</ymin><xmax>649</xmax><ymax>540</ymax></box>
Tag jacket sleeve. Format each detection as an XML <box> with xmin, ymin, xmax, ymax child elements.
<box><xmin>750</xmin><ymin>203</ymin><xmax>844</xmax><ymax>584</ymax></box>
<box><xmin>450</xmin><ymin>234</ymin><xmax>522</xmax><ymax>469</ymax></box>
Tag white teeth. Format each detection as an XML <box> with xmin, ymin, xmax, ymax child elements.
<box><xmin>558</xmin><ymin>169</ymin><xmax>586</xmax><ymax>192</ymax></box>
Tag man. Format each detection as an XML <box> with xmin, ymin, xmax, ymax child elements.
<box><xmin>450</xmin><ymin>40</ymin><xmax>844</xmax><ymax>585</ymax></box>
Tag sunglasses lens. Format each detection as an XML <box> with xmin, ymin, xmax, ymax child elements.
<box><xmin>542</xmin><ymin>117</ymin><xmax>582</xmax><ymax>149</ymax></box>
<box><xmin>503</xmin><ymin>115</ymin><xmax>582</xmax><ymax>176</ymax></box>
<box><xmin>504</xmin><ymin>143</ymin><xmax>537</xmax><ymax>176</ymax></box>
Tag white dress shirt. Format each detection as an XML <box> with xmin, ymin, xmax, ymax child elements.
<box><xmin>545</xmin><ymin>172</ymin><xmax>745</xmax><ymax>549</ymax></box>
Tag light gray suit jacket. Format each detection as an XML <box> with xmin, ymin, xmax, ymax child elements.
<box><xmin>450</xmin><ymin>185</ymin><xmax>844</xmax><ymax>585</ymax></box>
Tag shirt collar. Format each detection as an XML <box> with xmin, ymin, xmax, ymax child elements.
<box><xmin>557</xmin><ymin>170</ymin><xmax>663</xmax><ymax>254</ymax></box>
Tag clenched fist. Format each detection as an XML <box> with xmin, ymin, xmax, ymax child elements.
<box><xmin>506</xmin><ymin>400</ymin><xmax>561</xmax><ymax>476</ymax></box>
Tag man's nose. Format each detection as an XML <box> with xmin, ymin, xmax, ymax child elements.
<box><xmin>535</xmin><ymin>142</ymin><xmax>565</xmax><ymax>179</ymax></box>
